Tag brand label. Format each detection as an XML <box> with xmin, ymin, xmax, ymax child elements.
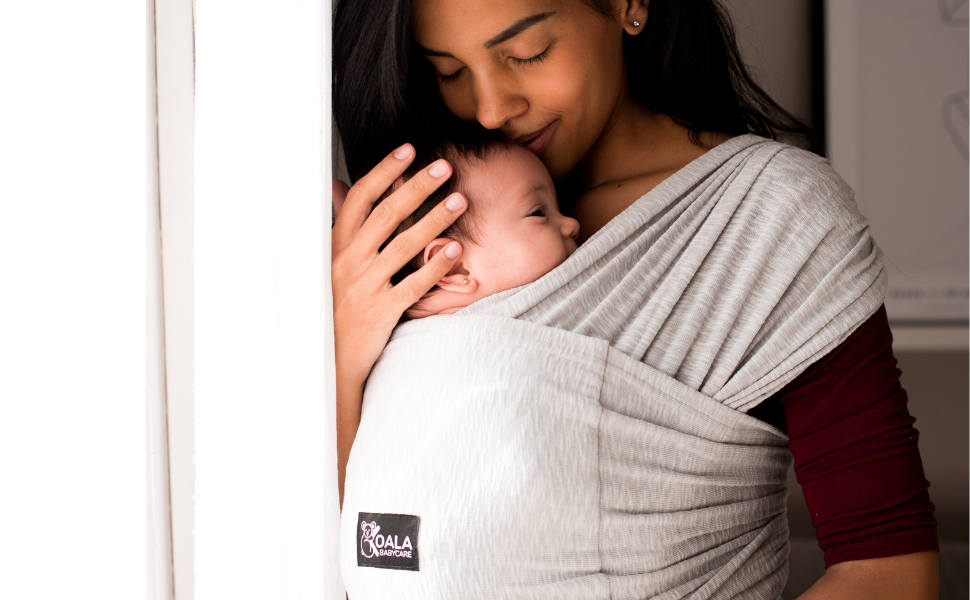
<box><xmin>357</xmin><ymin>512</ymin><xmax>420</xmax><ymax>571</ymax></box>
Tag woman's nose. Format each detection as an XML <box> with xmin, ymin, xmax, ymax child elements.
<box><xmin>473</xmin><ymin>72</ymin><xmax>527</xmax><ymax>130</ymax></box>
<box><xmin>562</xmin><ymin>216</ymin><xmax>580</xmax><ymax>240</ymax></box>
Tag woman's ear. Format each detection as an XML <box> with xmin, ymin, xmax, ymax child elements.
<box><xmin>618</xmin><ymin>0</ymin><xmax>648</xmax><ymax>35</ymax></box>
<box><xmin>424</xmin><ymin>238</ymin><xmax>478</xmax><ymax>294</ymax></box>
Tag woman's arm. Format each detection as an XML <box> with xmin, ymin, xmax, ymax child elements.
<box><xmin>336</xmin><ymin>374</ymin><xmax>364</xmax><ymax>509</ymax></box>
<box><xmin>797</xmin><ymin>551</ymin><xmax>939</xmax><ymax>600</ymax></box>
<box><xmin>750</xmin><ymin>306</ymin><xmax>940</xmax><ymax>597</ymax></box>
<box><xmin>331</xmin><ymin>144</ymin><xmax>467</xmax><ymax>507</ymax></box>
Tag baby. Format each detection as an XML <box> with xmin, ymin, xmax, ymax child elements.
<box><xmin>378</xmin><ymin>140</ymin><xmax>581</xmax><ymax>319</ymax></box>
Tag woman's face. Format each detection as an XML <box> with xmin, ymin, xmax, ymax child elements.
<box><xmin>411</xmin><ymin>0</ymin><xmax>629</xmax><ymax>180</ymax></box>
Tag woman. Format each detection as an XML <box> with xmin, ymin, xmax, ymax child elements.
<box><xmin>332</xmin><ymin>0</ymin><xmax>939</xmax><ymax>597</ymax></box>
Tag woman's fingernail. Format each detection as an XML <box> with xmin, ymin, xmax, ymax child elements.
<box><xmin>393</xmin><ymin>144</ymin><xmax>412</xmax><ymax>160</ymax></box>
<box><xmin>444</xmin><ymin>242</ymin><xmax>461</xmax><ymax>259</ymax></box>
<box><xmin>429</xmin><ymin>160</ymin><xmax>449</xmax><ymax>178</ymax></box>
<box><xmin>445</xmin><ymin>194</ymin><xmax>465</xmax><ymax>211</ymax></box>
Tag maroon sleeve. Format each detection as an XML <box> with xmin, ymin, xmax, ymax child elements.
<box><xmin>749</xmin><ymin>305</ymin><xmax>939</xmax><ymax>568</ymax></box>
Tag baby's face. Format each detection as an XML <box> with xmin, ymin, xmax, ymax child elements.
<box><xmin>461</xmin><ymin>147</ymin><xmax>580</xmax><ymax>297</ymax></box>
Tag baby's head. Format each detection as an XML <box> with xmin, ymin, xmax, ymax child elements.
<box><xmin>379</xmin><ymin>140</ymin><xmax>580</xmax><ymax>319</ymax></box>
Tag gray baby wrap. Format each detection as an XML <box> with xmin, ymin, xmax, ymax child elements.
<box><xmin>340</xmin><ymin>135</ymin><xmax>887</xmax><ymax>599</ymax></box>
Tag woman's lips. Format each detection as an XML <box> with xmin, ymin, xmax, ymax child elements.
<box><xmin>519</xmin><ymin>120</ymin><xmax>558</xmax><ymax>154</ymax></box>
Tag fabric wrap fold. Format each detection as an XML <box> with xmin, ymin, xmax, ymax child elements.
<box><xmin>340</xmin><ymin>135</ymin><xmax>887</xmax><ymax>599</ymax></box>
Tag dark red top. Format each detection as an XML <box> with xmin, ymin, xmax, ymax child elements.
<box><xmin>748</xmin><ymin>305</ymin><xmax>939</xmax><ymax>568</ymax></box>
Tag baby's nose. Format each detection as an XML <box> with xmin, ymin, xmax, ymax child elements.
<box><xmin>562</xmin><ymin>216</ymin><xmax>580</xmax><ymax>240</ymax></box>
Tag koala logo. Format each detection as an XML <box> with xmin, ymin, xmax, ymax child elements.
<box><xmin>360</xmin><ymin>521</ymin><xmax>380</xmax><ymax>558</ymax></box>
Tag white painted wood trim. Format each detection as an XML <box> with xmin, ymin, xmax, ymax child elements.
<box><xmin>891</xmin><ymin>326</ymin><xmax>969</xmax><ymax>352</ymax></box>
<box><xmin>154</xmin><ymin>0</ymin><xmax>196</xmax><ymax>596</ymax></box>
<box><xmin>194</xmin><ymin>0</ymin><xmax>340</xmax><ymax>597</ymax></box>
<box><xmin>149</xmin><ymin>0</ymin><xmax>175</xmax><ymax>597</ymax></box>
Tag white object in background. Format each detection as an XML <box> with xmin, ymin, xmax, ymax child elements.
<box><xmin>194</xmin><ymin>0</ymin><xmax>342</xmax><ymax>598</ymax></box>
<box><xmin>148</xmin><ymin>0</ymin><xmax>175</xmax><ymax>597</ymax></box>
<box><xmin>154</xmin><ymin>0</ymin><xmax>196</xmax><ymax>596</ymax></box>
<box><xmin>827</xmin><ymin>0</ymin><xmax>969</xmax><ymax>336</ymax></box>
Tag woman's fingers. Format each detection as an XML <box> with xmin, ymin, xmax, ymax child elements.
<box><xmin>332</xmin><ymin>143</ymin><xmax>415</xmax><ymax>253</ymax></box>
<box><xmin>371</xmin><ymin>191</ymin><xmax>467</xmax><ymax>283</ymax></box>
<box><xmin>391</xmin><ymin>240</ymin><xmax>462</xmax><ymax>309</ymax></box>
<box><xmin>352</xmin><ymin>158</ymin><xmax>454</xmax><ymax>261</ymax></box>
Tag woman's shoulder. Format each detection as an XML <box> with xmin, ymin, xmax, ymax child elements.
<box><xmin>737</xmin><ymin>135</ymin><xmax>864</xmax><ymax>229</ymax></box>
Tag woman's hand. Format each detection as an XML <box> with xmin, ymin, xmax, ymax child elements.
<box><xmin>332</xmin><ymin>143</ymin><xmax>467</xmax><ymax>505</ymax></box>
<box><xmin>332</xmin><ymin>143</ymin><xmax>466</xmax><ymax>385</ymax></box>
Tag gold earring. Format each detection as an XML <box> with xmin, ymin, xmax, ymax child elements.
<box><xmin>463</xmin><ymin>278</ymin><xmax>469</xmax><ymax>284</ymax></box>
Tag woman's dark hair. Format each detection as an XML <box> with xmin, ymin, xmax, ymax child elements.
<box><xmin>333</xmin><ymin>0</ymin><xmax>820</xmax><ymax>183</ymax></box>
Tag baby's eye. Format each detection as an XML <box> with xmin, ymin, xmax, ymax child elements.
<box><xmin>529</xmin><ymin>208</ymin><xmax>546</xmax><ymax>217</ymax></box>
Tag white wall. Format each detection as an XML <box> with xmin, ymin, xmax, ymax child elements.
<box><xmin>827</xmin><ymin>0</ymin><xmax>969</xmax><ymax>324</ymax></box>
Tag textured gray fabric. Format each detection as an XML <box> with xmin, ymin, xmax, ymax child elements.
<box><xmin>340</xmin><ymin>135</ymin><xmax>886</xmax><ymax>599</ymax></box>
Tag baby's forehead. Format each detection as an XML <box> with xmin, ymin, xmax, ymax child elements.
<box><xmin>455</xmin><ymin>148</ymin><xmax>553</xmax><ymax>205</ymax></box>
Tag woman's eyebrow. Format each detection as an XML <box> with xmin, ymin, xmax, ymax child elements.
<box><xmin>416</xmin><ymin>12</ymin><xmax>556</xmax><ymax>57</ymax></box>
<box><xmin>484</xmin><ymin>12</ymin><xmax>555</xmax><ymax>49</ymax></box>
<box><xmin>417</xmin><ymin>44</ymin><xmax>455</xmax><ymax>58</ymax></box>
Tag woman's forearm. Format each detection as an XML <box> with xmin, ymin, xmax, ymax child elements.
<box><xmin>336</xmin><ymin>373</ymin><xmax>365</xmax><ymax>509</ymax></box>
<box><xmin>796</xmin><ymin>551</ymin><xmax>939</xmax><ymax>600</ymax></box>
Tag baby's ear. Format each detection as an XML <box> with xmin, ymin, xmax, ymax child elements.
<box><xmin>422</xmin><ymin>237</ymin><xmax>454</xmax><ymax>266</ymax></box>
<box><xmin>424</xmin><ymin>238</ymin><xmax>477</xmax><ymax>294</ymax></box>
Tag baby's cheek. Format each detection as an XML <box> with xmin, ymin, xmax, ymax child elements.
<box><xmin>493</xmin><ymin>255</ymin><xmax>538</xmax><ymax>290</ymax></box>
<box><xmin>481</xmin><ymin>238</ymin><xmax>561</xmax><ymax>292</ymax></box>
<box><xmin>534</xmin><ymin>238</ymin><xmax>569</xmax><ymax>269</ymax></box>
<box><xmin>520</xmin><ymin>251</ymin><xmax>562</xmax><ymax>285</ymax></box>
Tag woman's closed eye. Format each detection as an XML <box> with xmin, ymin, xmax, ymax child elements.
<box><xmin>438</xmin><ymin>67</ymin><xmax>465</xmax><ymax>84</ymax></box>
<box><xmin>437</xmin><ymin>45</ymin><xmax>553</xmax><ymax>84</ymax></box>
<box><xmin>510</xmin><ymin>45</ymin><xmax>551</xmax><ymax>67</ymax></box>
